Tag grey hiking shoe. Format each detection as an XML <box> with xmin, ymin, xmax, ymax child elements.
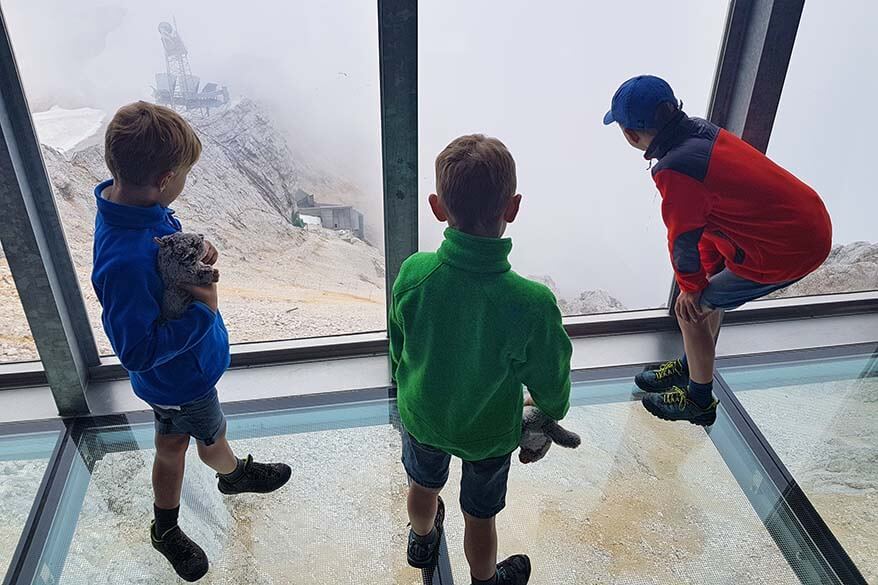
<box><xmin>641</xmin><ymin>386</ymin><xmax>718</xmax><ymax>426</ymax></box>
<box><xmin>635</xmin><ymin>359</ymin><xmax>690</xmax><ymax>393</ymax></box>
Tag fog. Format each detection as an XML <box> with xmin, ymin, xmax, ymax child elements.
<box><xmin>3</xmin><ymin>0</ymin><xmax>874</xmax><ymax>309</ymax></box>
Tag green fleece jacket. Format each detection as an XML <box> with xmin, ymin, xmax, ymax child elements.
<box><xmin>390</xmin><ymin>227</ymin><xmax>572</xmax><ymax>461</ymax></box>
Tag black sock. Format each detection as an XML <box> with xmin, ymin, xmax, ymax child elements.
<box><xmin>218</xmin><ymin>457</ymin><xmax>247</xmax><ymax>482</ymax></box>
<box><xmin>154</xmin><ymin>504</ymin><xmax>179</xmax><ymax>536</ymax></box>
<box><xmin>471</xmin><ymin>573</ymin><xmax>498</xmax><ymax>585</ymax></box>
<box><xmin>688</xmin><ymin>380</ymin><xmax>714</xmax><ymax>408</ymax></box>
<box><xmin>412</xmin><ymin>526</ymin><xmax>437</xmax><ymax>545</ymax></box>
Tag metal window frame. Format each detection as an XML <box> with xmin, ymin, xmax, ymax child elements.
<box><xmin>0</xmin><ymin>0</ymin><xmax>874</xmax><ymax>420</ymax></box>
<box><xmin>667</xmin><ymin>0</ymin><xmax>806</xmax><ymax>313</ymax></box>
<box><xmin>3</xmin><ymin>343</ymin><xmax>876</xmax><ymax>584</ymax></box>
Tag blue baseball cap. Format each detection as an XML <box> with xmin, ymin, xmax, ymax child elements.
<box><xmin>603</xmin><ymin>75</ymin><xmax>678</xmax><ymax>130</ymax></box>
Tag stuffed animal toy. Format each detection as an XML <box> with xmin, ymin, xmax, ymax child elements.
<box><xmin>519</xmin><ymin>405</ymin><xmax>581</xmax><ymax>463</ymax></box>
<box><xmin>154</xmin><ymin>232</ymin><xmax>219</xmax><ymax>321</ymax></box>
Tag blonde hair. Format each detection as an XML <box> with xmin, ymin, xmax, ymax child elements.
<box><xmin>104</xmin><ymin>101</ymin><xmax>202</xmax><ymax>186</ymax></box>
<box><xmin>435</xmin><ymin>134</ymin><xmax>516</xmax><ymax>230</ymax></box>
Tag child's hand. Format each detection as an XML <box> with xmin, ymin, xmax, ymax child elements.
<box><xmin>202</xmin><ymin>240</ymin><xmax>219</xmax><ymax>265</ymax></box>
<box><xmin>675</xmin><ymin>291</ymin><xmax>705</xmax><ymax>323</ymax></box>
<box><xmin>184</xmin><ymin>283</ymin><xmax>218</xmax><ymax>313</ymax></box>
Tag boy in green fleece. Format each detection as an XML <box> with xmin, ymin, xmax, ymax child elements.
<box><xmin>390</xmin><ymin>134</ymin><xmax>573</xmax><ymax>585</ymax></box>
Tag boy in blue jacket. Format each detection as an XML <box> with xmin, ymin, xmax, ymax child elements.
<box><xmin>92</xmin><ymin>102</ymin><xmax>291</xmax><ymax>582</ymax></box>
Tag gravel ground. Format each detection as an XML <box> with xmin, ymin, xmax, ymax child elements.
<box><xmin>0</xmin><ymin>458</ymin><xmax>53</xmax><ymax>575</ymax></box>
<box><xmin>50</xmin><ymin>400</ymin><xmax>813</xmax><ymax>585</ymax></box>
<box><xmin>734</xmin><ymin>378</ymin><xmax>878</xmax><ymax>583</ymax></box>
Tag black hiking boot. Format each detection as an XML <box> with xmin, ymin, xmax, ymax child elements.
<box><xmin>150</xmin><ymin>521</ymin><xmax>209</xmax><ymax>582</ymax></box>
<box><xmin>217</xmin><ymin>454</ymin><xmax>292</xmax><ymax>495</ymax></box>
<box><xmin>407</xmin><ymin>496</ymin><xmax>446</xmax><ymax>569</ymax></box>
<box><xmin>496</xmin><ymin>554</ymin><xmax>532</xmax><ymax>585</ymax></box>
<box><xmin>635</xmin><ymin>359</ymin><xmax>689</xmax><ymax>393</ymax></box>
<box><xmin>641</xmin><ymin>386</ymin><xmax>718</xmax><ymax>426</ymax></box>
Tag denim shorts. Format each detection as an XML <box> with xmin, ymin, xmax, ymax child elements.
<box><xmin>150</xmin><ymin>388</ymin><xmax>227</xmax><ymax>446</ymax></box>
<box><xmin>700</xmin><ymin>269</ymin><xmax>798</xmax><ymax>311</ymax></box>
<box><xmin>401</xmin><ymin>428</ymin><xmax>512</xmax><ymax>519</ymax></box>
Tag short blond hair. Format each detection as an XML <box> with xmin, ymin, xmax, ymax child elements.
<box><xmin>105</xmin><ymin>101</ymin><xmax>202</xmax><ymax>186</ymax></box>
<box><xmin>435</xmin><ymin>134</ymin><xmax>516</xmax><ymax>230</ymax></box>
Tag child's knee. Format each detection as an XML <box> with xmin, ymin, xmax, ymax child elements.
<box><xmin>155</xmin><ymin>433</ymin><xmax>190</xmax><ymax>458</ymax></box>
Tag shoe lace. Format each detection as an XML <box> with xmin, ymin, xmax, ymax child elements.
<box><xmin>655</xmin><ymin>360</ymin><xmax>682</xmax><ymax>381</ymax></box>
<box><xmin>661</xmin><ymin>387</ymin><xmax>688</xmax><ymax>411</ymax></box>
<box><xmin>164</xmin><ymin>529</ymin><xmax>201</xmax><ymax>565</ymax></box>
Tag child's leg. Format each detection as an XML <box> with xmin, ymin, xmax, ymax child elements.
<box><xmin>196</xmin><ymin>432</ymin><xmax>237</xmax><ymax>475</ymax></box>
<box><xmin>678</xmin><ymin>309</ymin><xmax>723</xmax><ymax>385</ymax></box>
<box><xmin>153</xmin><ymin>432</ymin><xmax>190</xmax><ymax>511</ymax></box>
<box><xmin>463</xmin><ymin>512</ymin><xmax>498</xmax><ymax>581</ymax></box>
<box><xmin>408</xmin><ymin>480</ymin><xmax>441</xmax><ymax>536</ymax></box>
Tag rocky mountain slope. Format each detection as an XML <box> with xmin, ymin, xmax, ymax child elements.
<box><xmin>772</xmin><ymin>241</ymin><xmax>878</xmax><ymax>298</ymax></box>
<box><xmin>1</xmin><ymin>100</ymin><xmax>387</xmax><ymax>360</ymax></box>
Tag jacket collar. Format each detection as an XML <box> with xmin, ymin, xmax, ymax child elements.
<box><xmin>437</xmin><ymin>227</ymin><xmax>512</xmax><ymax>274</ymax></box>
<box><xmin>94</xmin><ymin>179</ymin><xmax>177</xmax><ymax>229</ymax></box>
<box><xmin>644</xmin><ymin>110</ymin><xmax>694</xmax><ymax>161</ymax></box>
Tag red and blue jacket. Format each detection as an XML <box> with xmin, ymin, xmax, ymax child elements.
<box><xmin>647</xmin><ymin>113</ymin><xmax>832</xmax><ymax>293</ymax></box>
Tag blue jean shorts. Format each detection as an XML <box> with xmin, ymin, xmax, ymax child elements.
<box><xmin>401</xmin><ymin>428</ymin><xmax>512</xmax><ymax>519</ymax></box>
<box><xmin>700</xmin><ymin>269</ymin><xmax>798</xmax><ymax>311</ymax></box>
<box><xmin>150</xmin><ymin>388</ymin><xmax>227</xmax><ymax>446</ymax></box>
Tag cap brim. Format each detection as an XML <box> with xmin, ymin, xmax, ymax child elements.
<box><xmin>602</xmin><ymin>110</ymin><xmax>615</xmax><ymax>125</ymax></box>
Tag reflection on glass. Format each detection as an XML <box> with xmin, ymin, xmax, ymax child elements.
<box><xmin>0</xmin><ymin>242</ymin><xmax>39</xmax><ymax>363</ymax></box>
<box><xmin>31</xmin><ymin>401</ymin><xmax>424</xmax><ymax>585</ymax></box>
<box><xmin>2</xmin><ymin>0</ymin><xmax>385</xmax><ymax>353</ymax></box>
<box><xmin>26</xmin><ymin>375</ymin><xmax>847</xmax><ymax>584</ymax></box>
<box><xmin>442</xmin><ymin>377</ymin><xmax>812</xmax><ymax>584</ymax></box>
<box><xmin>766</xmin><ymin>1</ymin><xmax>878</xmax><ymax>298</ymax></box>
<box><xmin>721</xmin><ymin>350</ymin><xmax>878</xmax><ymax>583</ymax></box>
<box><xmin>0</xmin><ymin>430</ymin><xmax>59</xmax><ymax>577</ymax></box>
<box><xmin>419</xmin><ymin>0</ymin><xmax>726</xmax><ymax>315</ymax></box>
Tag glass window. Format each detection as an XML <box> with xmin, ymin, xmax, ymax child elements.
<box><xmin>419</xmin><ymin>1</ymin><xmax>727</xmax><ymax>315</ymax></box>
<box><xmin>3</xmin><ymin>0</ymin><xmax>385</xmax><ymax>353</ymax></box>
<box><xmin>0</xmin><ymin>428</ymin><xmax>60</xmax><ymax>578</ymax></box>
<box><xmin>440</xmin><ymin>374</ymin><xmax>828</xmax><ymax>583</ymax></box>
<box><xmin>720</xmin><ymin>348</ymin><xmax>878</xmax><ymax>582</ymax></box>
<box><xmin>29</xmin><ymin>400</ymin><xmax>414</xmax><ymax>584</ymax></box>
<box><xmin>766</xmin><ymin>1</ymin><xmax>878</xmax><ymax>298</ymax></box>
<box><xmin>27</xmin><ymin>374</ymin><xmax>846</xmax><ymax>583</ymax></box>
<box><xmin>0</xmin><ymin>242</ymin><xmax>39</xmax><ymax>363</ymax></box>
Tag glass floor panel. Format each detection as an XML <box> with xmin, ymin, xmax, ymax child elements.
<box><xmin>16</xmin><ymin>370</ymin><xmax>858</xmax><ymax>584</ymax></box>
<box><xmin>719</xmin><ymin>349</ymin><xmax>878</xmax><ymax>583</ymax></box>
<box><xmin>32</xmin><ymin>400</ymin><xmax>422</xmax><ymax>585</ymax></box>
<box><xmin>0</xmin><ymin>428</ymin><xmax>60</xmax><ymax>579</ymax></box>
<box><xmin>440</xmin><ymin>377</ymin><xmax>803</xmax><ymax>585</ymax></box>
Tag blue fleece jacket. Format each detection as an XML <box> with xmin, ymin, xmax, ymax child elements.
<box><xmin>91</xmin><ymin>179</ymin><xmax>230</xmax><ymax>406</ymax></box>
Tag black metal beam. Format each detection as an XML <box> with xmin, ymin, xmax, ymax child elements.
<box><xmin>667</xmin><ymin>0</ymin><xmax>805</xmax><ymax>313</ymax></box>
<box><xmin>708</xmin><ymin>0</ymin><xmax>804</xmax><ymax>151</ymax></box>
<box><xmin>378</xmin><ymin>0</ymin><xmax>418</xmax><ymax>312</ymax></box>
<box><xmin>0</xmin><ymin>8</ymin><xmax>99</xmax><ymax>416</ymax></box>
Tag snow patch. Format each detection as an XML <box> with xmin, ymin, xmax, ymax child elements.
<box><xmin>32</xmin><ymin>106</ymin><xmax>105</xmax><ymax>153</ymax></box>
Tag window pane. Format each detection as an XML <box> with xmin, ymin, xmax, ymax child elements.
<box><xmin>29</xmin><ymin>401</ymin><xmax>417</xmax><ymax>584</ymax></box>
<box><xmin>767</xmin><ymin>1</ymin><xmax>878</xmax><ymax>298</ymax></box>
<box><xmin>720</xmin><ymin>349</ymin><xmax>878</xmax><ymax>582</ymax></box>
<box><xmin>3</xmin><ymin>0</ymin><xmax>385</xmax><ymax>353</ymax></box>
<box><xmin>0</xmin><ymin>242</ymin><xmax>39</xmax><ymax>363</ymax></box>
<box><xmin>419</xmin><ymin>1</ymin><xmax>727</xmax><ymax>315</ymax></box>
<box><xmin>0</xmin><ymin>429</ymin><xmax>59</xmax><ymax>578</ymax></box>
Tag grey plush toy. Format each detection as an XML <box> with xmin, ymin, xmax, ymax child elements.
<box><xmin>519</xmin><ymin>406</ymin><xmax>581</xmax><ymax>464</ymax></box>
<box><xmin>154</xmin><ymin>232</ymin><xmax>219</xmax><ymax>321</ymax></box>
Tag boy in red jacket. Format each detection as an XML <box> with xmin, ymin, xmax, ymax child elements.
<box><xmin>604</xmin><ymin>75</ymin><xmax>832</xmax><ymax>425</ymax></box>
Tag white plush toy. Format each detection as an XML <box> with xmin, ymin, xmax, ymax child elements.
<box><xmin>519</xmin><ymin>406</ymin><xmax>581</xmax><ymax>463</ymax></box>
